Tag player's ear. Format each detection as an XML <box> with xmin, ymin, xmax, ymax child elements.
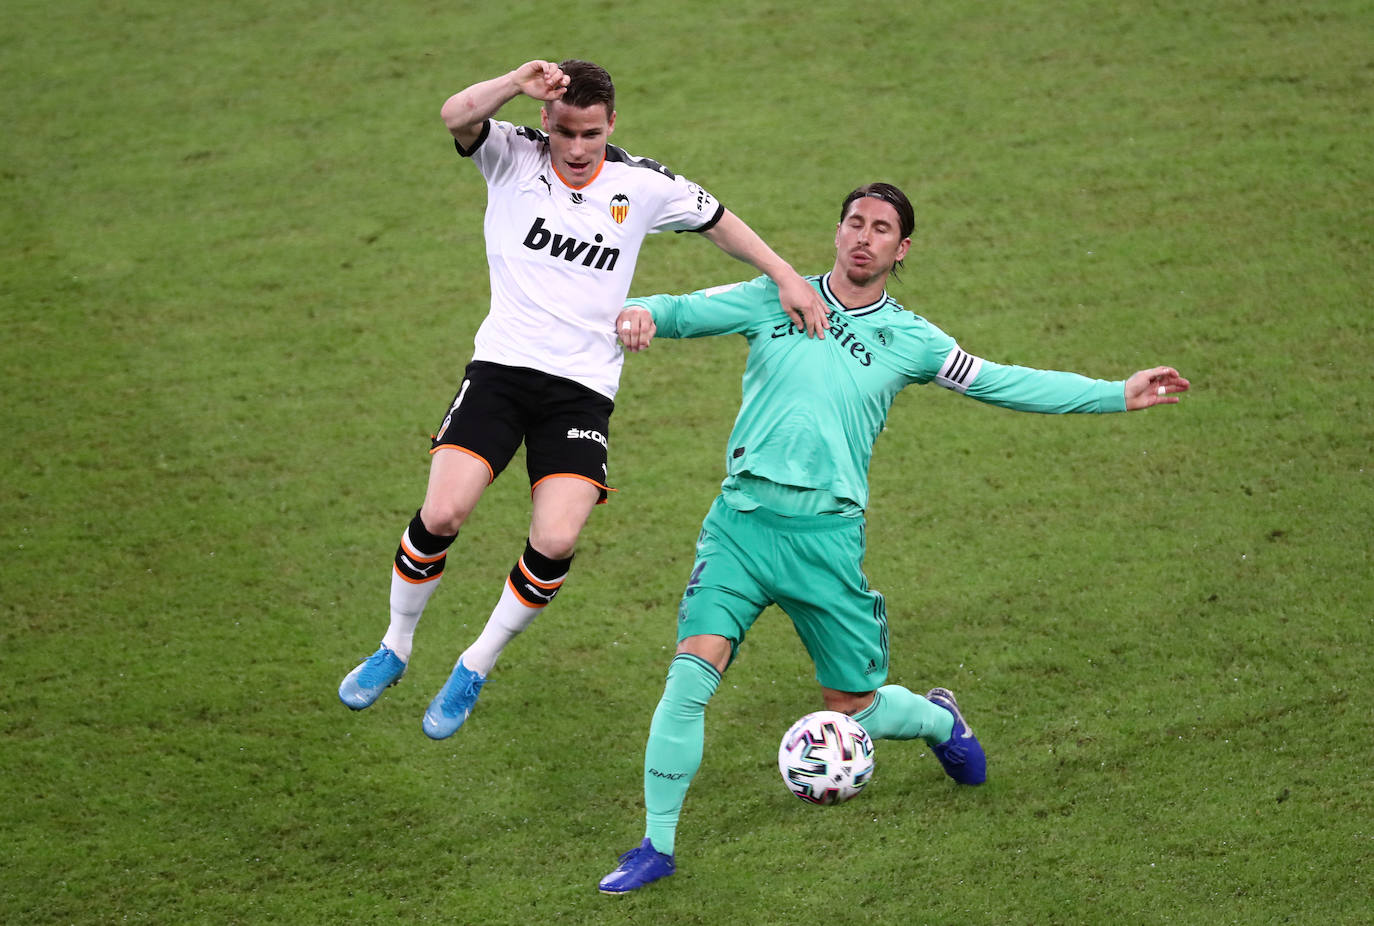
<box><xmin>540</xmin><ymin>105</ymin><xmax>551</xmax><ymax>131</ymax></box>
<box><xmin>607</xmin><ymin>110</ymin><xmax>616</xmax><ymax>135</ymax></box>
<box><xmin>896</xmin><ymin>237</ymin><xmax>912</xmax><ymax>262</ymax></box>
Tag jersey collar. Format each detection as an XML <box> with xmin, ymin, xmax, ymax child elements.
<box><xmin>551</xmin><ymin>156</ymin><xmax>606</xmax><ymax>191</ymax></box>
<box><xmin>820</xmin><ymin>272</ymin><xmax>889</xmax><ymax>317</ymax></box>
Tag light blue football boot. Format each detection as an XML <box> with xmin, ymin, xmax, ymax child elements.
<box><xmin>338</xmin><ymin>645</ymin><xmax>407</xmax><ymax>710</ymax></box>
<box><xmin>422</xmin><ymin>658</ymin><xmax>487</xmax><ymax>739</ymax></box>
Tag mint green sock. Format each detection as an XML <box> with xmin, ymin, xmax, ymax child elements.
<box><xmin>853</xmin><ymin>685</ymin><xmax>954</xmax><ymax>745</ymax></box>
<box><xmin>642</xmin><ymin>653</ymin><xmax>721</xmax><ymax>856</ymax></box>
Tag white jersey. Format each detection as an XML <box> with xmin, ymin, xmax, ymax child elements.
<box><xmin>457</xmin><ymin>119</ymin><xmax>724</xmax><ymax>399</ymax></box>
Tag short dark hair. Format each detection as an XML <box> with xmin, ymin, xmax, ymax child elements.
<box><xmin>551</xmin><ymin>59</ymin><xmax>615</xmax><ymax>119</ymax></box>
<box><xmin>840</xmin><ymin>182</ymin><xmax>915</xmax><ymax>277</ymax></box>
<box><xmin>840</xmin><ymin>182</ymin><xmax>915</xmax><ymax>240</ymax></box>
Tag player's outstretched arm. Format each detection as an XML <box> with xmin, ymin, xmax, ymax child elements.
<box><xmin>441</xmin><ymin>60</ymin><xmax>570</xmax><ymax>148</ymax></box>
<box><xmin>1123</xmin><ymin>366</ymin><xmax>1191</xmax><ymax>410</ymax></box>
<box><xmin>702</xmin><ymin>210</ymin><xmax>830</xmax><ymax>339</ymax></box>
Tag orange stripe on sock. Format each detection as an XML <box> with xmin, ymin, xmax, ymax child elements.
<box><xmin>400</xmin><ymin>540</ymin><xmax>446</xmax><ymax>563</ymax></box>
<box><xmin>517</xmin><ymin>558</ymin><xmax>565</xmax><ymax>590</ymax></box>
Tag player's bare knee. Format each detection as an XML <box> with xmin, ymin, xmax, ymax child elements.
<box><xmin>419</xmin><ymin>500</ymin><xmax>471</xmax><ymax>537</ymax></box>
<box><xmin>676</xmin><ymin>634</ymin><xmax>732</xmax><ymax>673</ymax></box>
<box><xmin>823</xmin><ymin>689</ymin><xmax>876</xmax><ymax>716</ymax></box>
<box><xmin>527</xmin><ymin>528</ymin><xmax>579</xmax><ymax>561</ymax></box>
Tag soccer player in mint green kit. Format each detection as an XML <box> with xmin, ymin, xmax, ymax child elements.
<box><xmin>598</xmin><ymin>182</ymin><xmax>1191</xmax><ymax>893</ymax></box>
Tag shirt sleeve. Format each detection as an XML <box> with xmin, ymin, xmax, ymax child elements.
<box><xmin>456</xmin><ymin>119</ymin><xmax>531</xmax><ymax>187</ymax></box>
<box><xmin>628</xmin><ymin>276</ymin><xmax>781</xmax><ymax>339</ymax></box>
<box><xmin>905</xmin><ymin>311</ymin><xmax>1125</xmax><ymax>412</ymax></box>
<box><xmin>649</xmin><ymin>172</ymin><xmax>724</xmax><ymax>234</ymax></box>
<box><xmin>951</xmin><ymin>351</ymin><xmax>1127</xmax><ymax>413</ymax></box>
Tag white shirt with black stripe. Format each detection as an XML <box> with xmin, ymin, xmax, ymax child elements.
<box><xmin>456</xmin><ymin>119</ymin><xmax>724</xmax><ymax>399</ymax></box>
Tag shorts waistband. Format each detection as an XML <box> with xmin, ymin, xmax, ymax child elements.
<box><xmin>708</xmin><ymin>495</ymin><xmax>863</xmax><ymax>533</ymax></box>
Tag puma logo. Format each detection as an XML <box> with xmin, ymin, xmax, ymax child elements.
<box><xmin>400</xmin><ymin>555</ymin><xmax>437</xmax><ymax>577</ymax></box>
<box><xmin>524</xmin><ymin>584</ymin><xmax>556</xmax><ymax>602</ymax></box>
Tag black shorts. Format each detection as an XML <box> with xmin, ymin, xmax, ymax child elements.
<box><xmin>431</xmin><ymin>361</ymin><xmax>615</xmax><ymax>501</ymax></box>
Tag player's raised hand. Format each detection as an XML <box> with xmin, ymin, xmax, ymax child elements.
<box><xmin>444</xmin><ymin>62</ymin><xmax>568</xmax><ymax>144</ymax></box>
<box><xmin>616</xmin><ymin>306</ymin><xmax>656</xmax><ymax>353</ymax></box>
<box><xmin>777</xmin><ymin>274</ymin><xmax>830</xmax><ymax>339</ymax></box>
<box><xmin>512</xmin><ymin>60</ymin><xmax>569</xmax><ymax>102</ymax></box>
<box><xmin>1124</xmin><ymin>366</ymin><xmax>1191</xmax><ymax>410</ymax></box>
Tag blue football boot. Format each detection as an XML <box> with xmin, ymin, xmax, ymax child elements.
<box><xmin>338</xmin><ymin>645</ymin><xmax>406</xmax><ymax>710</ymax></box>
<box><xmin>422</xmin><ymin>658</ymin><xmax>487</xmax><ymax>740</ymax></box>
<box><xmin>926</xmin><ymin>687</ymin><xmax>987</xmax><ymax>785</ymax></box>
<box><xmin>599</xmin><ymin>838</ymin><xmax>676</xmax><ymax>894</ymax></box>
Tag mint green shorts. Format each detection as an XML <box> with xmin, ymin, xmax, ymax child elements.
<box><xmin>676</xmin><ymin>496</ymin><xmax>889</xmax><ymax>692</ymax></box>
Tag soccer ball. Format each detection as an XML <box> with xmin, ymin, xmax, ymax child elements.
<box><xmin>777</xmin><ymin>710</ymin><xmax>875</xmax><ymax>805</ymax></box>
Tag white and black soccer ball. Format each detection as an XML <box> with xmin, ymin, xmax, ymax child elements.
<box><xmin>777</xmin><ymin>710</ymin><xmax>875</xmax><ymax>805</ymax></box>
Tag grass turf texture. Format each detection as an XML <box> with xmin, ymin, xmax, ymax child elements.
<box><xmin>2</xmin><ymin>0</ymin><xmax>1370</xmax><ymax>922</ymax></box>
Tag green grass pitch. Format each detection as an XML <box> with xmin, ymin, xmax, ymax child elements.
<box><xmin>2</xmin><ymin>0</ymin><xmax>1370</xmax><ymax>923</ymax></box>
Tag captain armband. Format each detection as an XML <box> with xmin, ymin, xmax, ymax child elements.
<box><xmin>935</xmin><ymin>346</ymin><xmax>984</xmax><ymax>394</ymax></box>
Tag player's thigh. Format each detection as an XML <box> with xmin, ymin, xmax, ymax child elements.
<box><xmin>430</xmin><ymin>361</ymin><xmax>529</xmax><ymax>481</ymax></box>
<box><xmin>523</xmin><ymin>377</ymin><xmax>615</xmax><ymax>502</ymax></box>
<box><xmin>421</xmin><ymin>448</ymin><xmax>494</xmax><ymax>532</ymax></box>
<box><xmin>528</xmin><ymin>476</ymin><xmax>601</xmax><ymax>558</ymax></box>
<box><xmin>778</xmin><ymin>527</ymin><xmax>889</xmax><ymax>693</ymax></box>
<box><xmin>677</xmin><ymin>634</ymin><xmax>733</xmax><ymax>675</ymax></box>
<box><xmin>787</xmin><ymin>587</ymin><xmax>889</xmax><ymax>694</ymax></box>
<box><xmin>675</xmin><ymin>501</ymin><xmax>773</xmax><ymax>659</ymax></box>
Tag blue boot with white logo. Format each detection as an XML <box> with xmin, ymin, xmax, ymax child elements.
<box><xmin>926</xmin><ymin>687</ymin><xmax>987</xmax><ymax>785</ymax></box>
<box><xmin>422</xmin><ymin>658</ymin><xmax>487</xmax><ymax>740</ymax></box>
<box><xmin>338</xmin><ymin>645</ymin><xmax>407</xmax><ymax>710</ymax></box>
<box><xmin>599</xmin><ymin>838</ymin><xmax>676</xmax><ymax>894</ymax></box>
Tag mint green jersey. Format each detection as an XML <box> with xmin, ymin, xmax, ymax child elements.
<box><xmin>631</xmin><ymin>272</ymin><xmax>1126</xmax><ymax>515</ymax></box>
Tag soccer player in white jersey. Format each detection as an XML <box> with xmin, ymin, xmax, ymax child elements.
<box><xmin>597</xmin><ymin>182</ymin><xmax>1190</xmax><ymax>893</ymax></box>
<box><xmin>337</xmin><ymin>59</ymin><xmax>830</xmax><ymax>740</ymax></box>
